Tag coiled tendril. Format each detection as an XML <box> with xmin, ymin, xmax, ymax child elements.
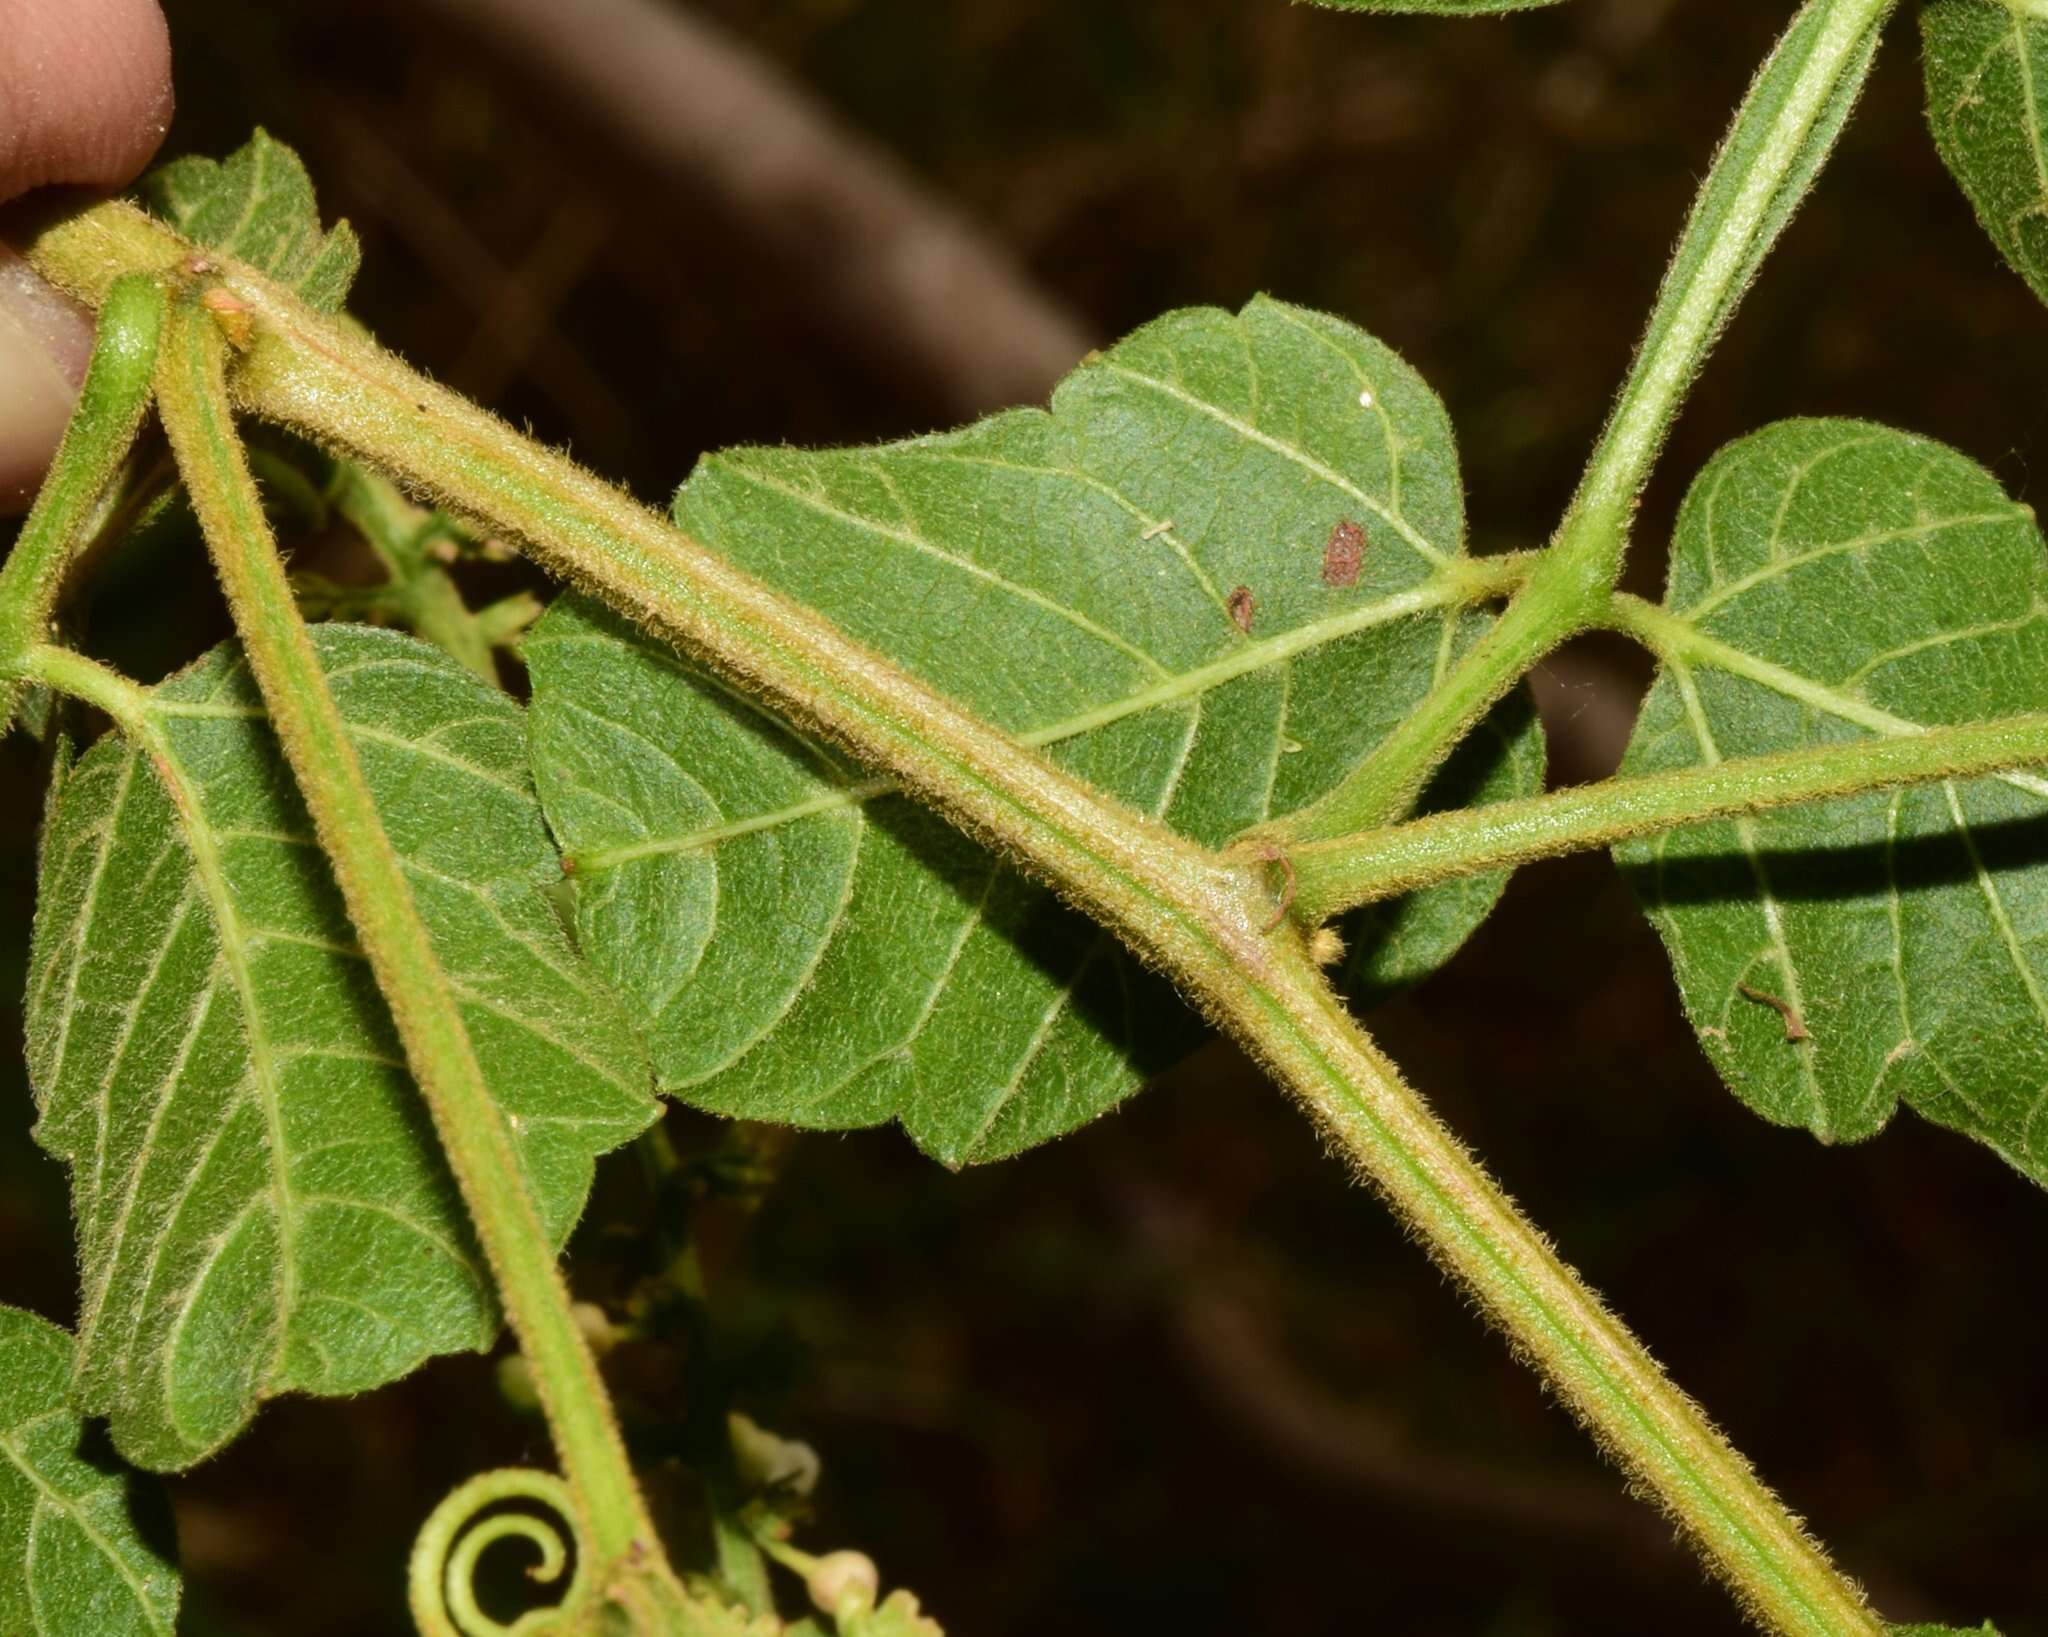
<box><xmin>409</xmin><ymin>1469</ymin><xmax>591</xmax><ymax>1637</ymax></box>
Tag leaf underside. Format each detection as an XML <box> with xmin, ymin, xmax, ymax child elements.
<box><xmin>527</xmin><ymin>296</ymin><xmax>1540</xmax><ymax>1167</ymax></box>
<box><xmin>1923</xmin><ymin>0</ymin><xmax>2048</xmax><ymax>306</ymax></box>
<box><xmin>1618</xmin><ymin>418</ymin><xmax>2048</xmax><ymax>1189</ymax></box>
<box><xmin>140</xmin><ymin>129</ymin><xmax>360</xmax><ymax>314</ymax></box>
<box><xmin>26</xmin><ymin>626</ymin><xmax>653</xmax><ymax>1471</ymax></box>
<box><xmin>0</xmin><ymin>1307</ymin><xmax>178</xmax><ymax>1637</ymax></box>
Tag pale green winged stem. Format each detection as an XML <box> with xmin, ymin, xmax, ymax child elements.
<box><xmin>1266</xmin><ymin>0</ymin><xmax>1901</xmax><ymax>847</ymax></box>
<box><xmin>145</xmin><ymin>288</ymin><xmax>706</xmax><ymax>1629</ymax></box>
<box><xmin>15</xmin><ymin>224</ymin><xmax>1887</xmax><ymax>1634</ymax></box>
<box><xmin>1285</xmin><ymin>712</ymin><xmax>2048</xmax><ymax>923</ymax></box>
<box><xmin>0</xmin><ymin>274</ymin><xmax>164</xmax><ymax>740</ymax></box>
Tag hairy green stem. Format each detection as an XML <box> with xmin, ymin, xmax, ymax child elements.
<box><xmin>1287</xmin><ymin>712</ymin><xmax>2048</xmax><ymax>922</ymax></box>
<box><xmin>223</xmin><ymin>271</ymin><xmax>1265</xmax><ymax>969</ymax></box>
<box><xmin>147</xmin><ymin>290</ymin><xmax>686</xmax><ymax>1614</ymax></box>
<box><xmin>26</xmin><ymin>197</ymin><xmax>1886</xmax><ymax>1637</ymax></box>
<box><xmin>1549</xmin><ymin>0</ymin><xmax>1893</xmax><ymax>583</ymax></box>
<box><xmin>1266</xmin><ymin>0</ymin><xmax>1898</xmax><ymax>846</ymax></box>
<box><xmin>14</xmin><ymin>643</ymin><xmax>147</xmax><ymax>722</ymax></box>
<box><xmin>1224</xmin><ymin>940</ymin><xmax>1877</xmax><ymax>1637</ymax></box>
<box><xmin>0</xmin><ymin>275</ymin><xmax>164</xmax><ymax>736</ymax></box>
<box><xmin>59</xmin><ymin>255</ymin><xmax>1865</xmax><ymax>1634</ymax></box>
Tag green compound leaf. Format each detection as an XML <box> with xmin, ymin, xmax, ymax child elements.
<box><xmin>140</xmin><ymin>129</ymin><xmax>359</xmax><ymax>314</ymax></box>
<box><xmin>26</xmin><ymin>626</ymin><xmax>653</xmax><ymax>1471</ymax></box>
<box><xmin>528</xmin><ymin>297</ymin><xmax>1539</xmax><ymax>1166</ymax></box>
<box><xmin>0</xmin><ymin>1307</ymin><xmax>178</xmax><ymax>1637</ymax></box>
<box><xmin>1618</xmin><ymin>419</ymin><xmax>2048</xmax><ymax>1188</ymax></box>
<box><xmin>1924</xmin><ymin>0</ymin><xmax>2048</xmax><ymax>305</ymax></box>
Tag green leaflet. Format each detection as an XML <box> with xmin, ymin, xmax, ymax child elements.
<box><xmin>140</xmin><ymin>130</ymin><xmax>359</xmax><ymax>314</ymax></box>
<box><xmin>527</xmin><ymin>297</ymin><xmax>1539</xmax><ymax>1166</ymax></box>
<box><xmin>1923</xmin><ymin>0</ymin><xmax>2048</xmax><ymax>305</ymax></box>
<box><xmin>1618</xmin><ymin>419</ymin><xmax>2048</xmax><ymax>1187</ymax></box>
<box><xmin>1891</xmin><ymin>1625</ymin><xmax>2006</xmax><ymax>1636</ymax></box>
<box><xmin>26</xmin><ymin>626</ymin><xmax>653</xmax><ymax>1471</ymax></box>
<box><xmin>0</xmin><ymin>1307</ymin><xmax>178</xmax><ymax>1637</ymax></box>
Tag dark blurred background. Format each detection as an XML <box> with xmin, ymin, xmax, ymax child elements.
<box><xmin>2</xmin><ymin>0</ymin><xmax>2044</xmax><ymax>1632</ymax></box>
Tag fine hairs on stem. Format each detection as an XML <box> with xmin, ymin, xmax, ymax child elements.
<box><xmin>10</xmin><ymin>0</ymin><xmax>2033</xmax><ymax>1631</ymax></box>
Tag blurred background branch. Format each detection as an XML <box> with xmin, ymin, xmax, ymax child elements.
<box><xmin>369</xmin><ymin>0</ymin><xmax>1095</xmax><ymax>419</ymax></box>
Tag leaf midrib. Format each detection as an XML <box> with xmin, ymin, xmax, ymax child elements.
<box><xmin>1635</xmin><ymin>604</ymin><xmax>2048</xmax><ymax>801</ymax></box>
<box><xmin>567</xmin><ymin>574</ymin><xmax>1469</xmax><ymax>871</ymax></box>
<box><xmin>73</xmin><ymin>715</ymin><xmax>298</xmax><ymax>1411</ymax></box>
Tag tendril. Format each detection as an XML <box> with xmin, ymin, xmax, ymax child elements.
<box><xmin>409</xmin><ymin>1469</ymin><xmax>591</xmax><ymax>1637</ymax></box>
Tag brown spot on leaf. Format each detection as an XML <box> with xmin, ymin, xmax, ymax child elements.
<box><xmin>1322</xmin><ymin>520</ymin><xmax>1367</xmax><ymax>587</ymax></box>
<box><xmin>1227</xmin><ymin>585</ymin><xmax>1255</xmax><ymax>633</ymax></box>
<box><xmin>1737</xmin><ymin>982</ymin><xmax>1809</xmax><ymax>1042</ymax></box>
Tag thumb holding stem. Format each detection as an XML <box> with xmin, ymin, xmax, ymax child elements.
<box><xmin>0</xmin><ymin>0</ymin><xmax>171</xmax><ymax>511</ymax></box>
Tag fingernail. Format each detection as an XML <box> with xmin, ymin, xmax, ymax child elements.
<box><xmin>0</xmin><ymin>243</ymin><xmax>95</xmax><ymax>515</ymax></box>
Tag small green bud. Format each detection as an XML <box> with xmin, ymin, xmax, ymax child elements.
<box><xmin>805</xmin><ymin>1550</ymin><xmax>878</xmax><ymax>1620</ymax></box>
<box><xmin>495</xmin><ymin>1354</ymin><xmax>541</xmax><ymax>1414</ymax></box>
